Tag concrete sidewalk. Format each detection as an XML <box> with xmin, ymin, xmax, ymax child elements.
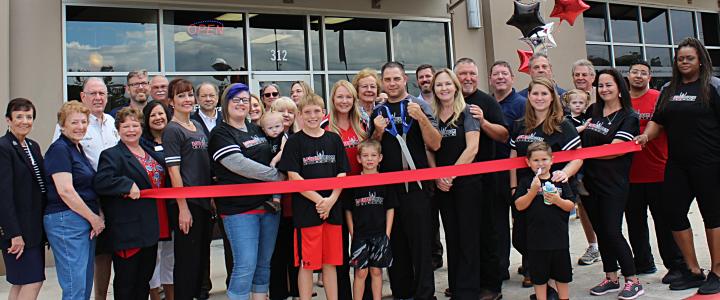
<box><xmin>1</xmin><ymin>203</ymin><xmax>711</xmax><ymax>299</ymax></box>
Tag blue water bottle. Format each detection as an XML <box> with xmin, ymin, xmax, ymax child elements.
<box><xmin>543</xmin><ymin>181</ymin><xmax>557</xmax><ymax>205</ymax></box>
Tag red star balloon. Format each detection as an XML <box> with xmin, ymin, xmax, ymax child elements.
<box><xmin>550</xmin><ymin>0</ymin><xmax>590</xmax><ymax>26</ymax></box>
<box><xmin>517</xmin><ymin>49</ymin><xmax>534</xmax><ymax>74</ymax></box>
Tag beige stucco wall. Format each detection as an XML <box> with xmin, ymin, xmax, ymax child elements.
<box><xmin>0</xmin><ymin>0</ymin><xmax>8</xmax><ymax>134</ymax></box>
<box><xmin>450</xmin><ymin>0</ymin><xmax>489</xmax><ymax>90</ymax></box>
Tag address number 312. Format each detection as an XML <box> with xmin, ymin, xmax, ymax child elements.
<box><xmin>269</xmin><ymin>49</ymin><xmax>288</xmax><ymax>62</ymax></box>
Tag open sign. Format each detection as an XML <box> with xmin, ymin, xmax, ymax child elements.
<box><xmin>187</xmin><ymin>20</ymin><xmax>225</xmax><ymax>36</ymax></box>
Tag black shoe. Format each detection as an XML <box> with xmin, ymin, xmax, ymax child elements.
<box><xmin>662</xmin><ymin>268</ymin><xmax>685</xmax><ymax>284</ymax></box>
<box><xmin>669</xmin><ymin>269</ymin><xmax>706</xmax><ymax>290</ymax></box>
<box><xmin>478</xmin><ymin>289</ymin><xmax>502</xmax><ymax>300</ymax></box>
<box><xmin>637</xmin><ymin>265</ymin><xmax>657</xmax><ymax>274</ymax></box>
<box><xmin>196</xmin><ymin>290</ymin><xmax>210</xmax><ymax>300</ymax></box>
<box><xmin>698</xmin><ymin>272</ymin><xmax>720</xmax><ymax>295</ymax></box>
<box><xmin>529</xmin><ymin>286</ymin><xmax>558</xmax><ymax>300</ymax></box>
<box><xmin>444</xmin><ymin>288</ymin><xmax>451</xmax><ymax>297</ymax></box>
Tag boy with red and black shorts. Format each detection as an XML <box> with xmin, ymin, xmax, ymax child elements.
<box><xmin>278</xmin><ymin>95</ymin><xmax>350</xmax><ymax>300</ymax></box>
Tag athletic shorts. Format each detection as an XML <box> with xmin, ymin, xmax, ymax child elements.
<box><xmin>662</xmin><ymin>162</ymin><xmax>720</xmax><ymax>230</ymax></box>
<box><xmin>528</xmin><ymin>249</ymin><xmax>572</xmax><ymax>285</ymax></box>
<box><xmin>349</xmin><ymin>234</ymin><xmax>393</xmax><ymax>269</ymax></box>
<box><xmin>294</xmin><ymin>222</ymin><xmax>343</xmax><ymax>270</ymax></box>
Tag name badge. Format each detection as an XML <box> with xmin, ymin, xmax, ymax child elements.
<box><xmin>154</xmin><ymin>145</ymin><xmax>164</xmax><ymax>152</ymax></box>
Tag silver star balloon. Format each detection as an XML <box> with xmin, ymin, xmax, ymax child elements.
<box><xmin>519</xmin><ymin>22</ymin><xmax>557</xmax><ymax>54</ymax></box>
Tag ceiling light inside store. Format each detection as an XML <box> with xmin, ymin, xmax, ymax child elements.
<box><xmin>251</xmin><ymin>34</ymin><xmax>292</xmax><ymax>44</ymax></box>
<box><xmin>174</xmin><ymin>32</ymin><xmax>193</xmax><ymax>42</ymax></box>
<box><xmin>216</xmin><ymin>13</ymin><xmax>244</xmax><ymax>21</ymax></box>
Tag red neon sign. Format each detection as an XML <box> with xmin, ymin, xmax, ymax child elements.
<box><xmin>187</xmin><ymin>20</ymin><xmax>225</xmax><ymax>36</ymax></box>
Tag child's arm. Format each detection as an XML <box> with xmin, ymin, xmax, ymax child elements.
<box><xmin>385</xmin><ymin>208</ymin><xmax>394</xmax><ymax>237</ymax></box>
<box><xmin>575</xmin><ymin>118</ymin><xmax>591</xmax><ymax>133</ymax></box>
<box><xmin>287</xmin><ymin>171</ymin><xmax>325</xmax><ymax>203</ymax></box>
<box><xmin>269</xmin><ymin>135</ymin><xmax>287</xmax><ymax>167</ymax></box>
<box><xmin>316</xmin><ymin>173</ymin><xmax>347</xmax><ymax>219</ymax></box>
<box><xmin>544</xmin><ymin>192</ymin><xmax>575</xmax><ymax>212</ymax></box>
<box><xmin>345</xmin><ymin>210</ymin><xmax>354</xmax><ymax>237</ymax></box>
<box><xmin>514</xmin><ymin>176</ymin><xmax>541</xmax><ymax>211</ymax></box>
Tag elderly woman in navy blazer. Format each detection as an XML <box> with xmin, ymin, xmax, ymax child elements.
<box><xmin>95</xmin><ymin>107</ymin><xmax>168</xmax><ymax>300</ymax></box>
<box><xmin>0</xmin><ymin>98</ymin><xmax>46</xmax><ymax>300</ymax></box>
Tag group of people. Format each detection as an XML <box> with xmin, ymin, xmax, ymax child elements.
<box><xmin>1</xmin><ymin>36</ymin><xmax>719</xmax><ymax>300</ymax></box>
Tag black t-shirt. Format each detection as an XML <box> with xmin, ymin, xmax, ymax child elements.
<box><xmin>652</xmin><ymin>78</ymin><xmax>720</xmax><ymax>166</ymax></box>
<box><xmin>278</xmin><ymin>130</ymin><xmax>350</xmax><ymax>228</ymax></box>
<box><xmin>209</xmin><ymin>121</ymin><xmax>273</xmax><ymax>215</ymax></box>
<box><xmin>367</xmin><ymin>95</ymin><xmax>437</xmax><ymax>192</ymax></box>
<box><xmin>582</xmin><ymin>108</ymin><xmax>639</xmax><ymax>189</ymax></box>
<box><xmin>268</xmin><ymin>133</ymin><xmax>285</xmax><ymax>156</ymax></box>
<box><xmin>343</xmin><ymin>184</ymin><xmax>399</xmax><ymax>239</ymax></box>
<box><xmin>513</xmin><ymin>177</ymin><xmax>575</xmax><ymax>250</ymax></box>
<box><xmin>435</xmin><ymin>107</ymin><xmax>481</xmax><ymax>184</ymax></box>
<box><xmin>565</xmin><ymin>112</ymin><xmax>589</xmax><ymax>128</ymax></box>
<box><xmin>463</xmin><ymin>89</ymin><xmax>507</xmax><ymax>162</ymax></box>
<box><xmin>162</xmin><ymin>121</ymin><xmax>212</xmax><ymax>210</ymax></box>
<box><xmin>510</xmin><ymin>118</ymin><xmax>581</xmax><ymax>181</ymax></box>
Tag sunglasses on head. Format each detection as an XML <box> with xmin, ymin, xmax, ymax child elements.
<box><xmin>263</xmin><ymin>92</ymin><xmax>279</xmax><ymax>98</ymax></box>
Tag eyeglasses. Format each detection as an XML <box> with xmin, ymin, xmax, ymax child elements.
<box><xmin>263</xmin><ymin>92</ymin><xmax>279</xmax><ymax>98</ymax></box>
<box><xmin>230</xmin><ymin>97</ymin><xmax>250</xmax><ymax>104</ymax></box>
<box><xmin>128</xmin><ymin>81</ymin><xmax>149</xmax><ymax>88</ymax></box>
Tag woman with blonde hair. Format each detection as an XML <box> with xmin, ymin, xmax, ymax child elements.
<box><xmin>271</xmin><ymin>97</ymin><xmax>300</xmax><ymax>133</ymax></box>
<box><xmin>426</xmin><ymin>69</ymin><xmax>483</xmax><ymax>299</ymax></box>
<box><xmin>290</xmin><ymin>81</ymin><xmax>314</xmax><ymax>104</ymax></box>
<box><xmin>327</xmin><ymin>80</ymin><xmax>367</xmax><ymax>175</ymax></box>
<box><xmin>352</xmin><ymin>68</ymin><xmax>381</xmax><ymax>126</ymax></box>
<box><xmin>249</xmin><ymin>94</ymin><xmax>265</xmax><ymax>124</ymax></box>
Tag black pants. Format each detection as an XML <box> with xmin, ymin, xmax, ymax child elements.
<box><xmin>493</xmin><ymin>171</ymin><xmax>512</xmax><ymax>277</ymax></box>
<box><xmin>269</xmin><ymin>216</ymin><xmax>299</xmax><ymax>299</ymax></box>
<box><xmin>626</xmin><ymin>182</ymin><xmax>685</xmax><ymax>271</ymax></box>
<box><xmin>584</xmin><ymin>179</ymin><xmax>636</xmax><ymax>276</ymax></box>
<box><xmin>478</xmin><ymin>174</ymin><xmax>502</xmax><ymax>292</ymax></box>
<box><xmin>169</xmin><ymin>203</ymin><xmax>212</xmax><ymax>300</ymax></box>
<box><xmin>112</xmin><ymin>245</ymin><xmax>158</xmax><ymax>300</ymax></box>
<box><xmin>430</xmin><ymin>195</ymin><xmax>444</xmax><ymax>264</ymax></box>
<box><xmin>388</xmin><ymin>186</ymin><xmax>435</xmax><ymax>300</ymax></box>
<box><xmin>438</xmin><ymin>177</ymin><xmax>483</xmax><ymax>299</ymax></box>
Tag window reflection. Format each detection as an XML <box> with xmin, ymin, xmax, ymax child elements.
<box><xmin>586</xmin><ymin>45</ymin><xmax>611</xmax><ymax>67</ymax></box>
<box><xmin>393</xmin><ymin>21</ymin><xmax>449</xmax><ymax>71</ymax></box>
<box><xmin>671</xmin><ymin>10</ymin><xmax>696</xmax><ymax>44</ymax></box>
<box><xmin>313</xmin><ymin>75</ymin><xmax>325</xmax><ymax>99</ymax></box>
<box><xmin>163</xmin><ymin>11</ymin><xmax>245</xmax><ymax>72</ymax></box>
<box><xmin>614</xmin><ymin>46</ymin><xmax>642</xmax><ymax>66</ymax></box>
<box><xmin>584</xmin><ymin>2</ymin><xmax>609</xmax><ymax>42</ymax></box>
<box><xmin>325</xmin><ymin>17</ymin><xmax>388</xmax><ymax>71</ymax></box>
<box><xmin>641</xmin><ymin>8</ymin><xmax>669</xmax><ymax>45</ymax></box>
<box><xmin>645</xmin><ymin>47</ymin><xmax>673</xmax><ymax>77</ymax></box>
<box><xmin>250</xmin><ymin>14</ymin><xmax>307</xmax><ymax>71</ymax></box>
<box><xmin>406</xmin><ymin>76</ymin><xmax>421</xmax><ymax>98</ymax></box>
<box><xmin>610</xmin><ymin>4</ymin><xmax>640</xmax><ymax>43</ymax></box>
<box><xmin>168</xmin><ymin>75</ymin><xmax>249</xmax><ymax>98</ymax></box>
<box><xmin>699</xmin><ymin>13</ymin><xmax>720</xmax><ymax>46</ymax></box>
<box><xmin>66</xmin><ymin>6</ymin><xmax>159</xmax><ymax>72</ymax></box>
<box><xmin>67</xmin><ymin>76</ymin><xmax>128</xmax><ymax>112</ymax></box>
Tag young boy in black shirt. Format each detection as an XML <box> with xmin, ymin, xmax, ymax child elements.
<box><xmin>278</xmin><ymin>96</ymin><xmax>350</xmax><ymax>300</ymax></box>
<box><xmin>344</xmin><ymin>139</ymin><xmax>397</xmax><ymax>300</ymax></box>
<box><xmin>514</xmin><ymin>141</ymin><xmax>575</xmax><ymax>300</ymax></box>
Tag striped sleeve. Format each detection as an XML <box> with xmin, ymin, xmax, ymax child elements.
<box><xmin>560</xmin><ymin>120</ymin><xmax>581</xmax><ymax>151</ymax></box>
<box><xmin>162</xmin><ymin>123</ymin><xmax>183</xmax><ymax>166</ymax></box>
<box><xmin>208</xmin><ymin>125</ymin><xmax>242</xmax><ymax>163</ymax></box>
<box><xmin>615</xmin><ymin>111</ymin><xmax>640</xmax><ymax>142</ymax></box>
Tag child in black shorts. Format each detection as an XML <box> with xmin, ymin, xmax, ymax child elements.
<box><xmin>514</xmin><ymin>141</ymin><xmax>575</xmax><ymax>300</ymax></box>
<box><xmin>344</xmin><ymin>139</ymin><xmax>397</xmax><ymax>300</ymax></box>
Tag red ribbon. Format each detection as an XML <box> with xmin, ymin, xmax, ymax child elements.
<box><xmin>141</xmin><ymin>141</ymin><xmax>642</xmax><ymax>199</ymax></box>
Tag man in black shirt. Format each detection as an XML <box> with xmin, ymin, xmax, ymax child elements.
<box><xmin>368</xmin><ymin>61</ymin><xmax>440</xmax><ymax>300</ymax></box>
<box><xmin>454</xmin><ymin>57</ymin><xmax>508</xmax><ymax>300</ymax></box>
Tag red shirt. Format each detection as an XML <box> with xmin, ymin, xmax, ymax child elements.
<box><xmin>630</xmin><ymin>89</ymin><xmax>668</xmax><ymax>183</ymax></box>
<box><xmin>326</xmin><ymin>125</ymin><xmax>363</xmax><ymax>176</ymax></box>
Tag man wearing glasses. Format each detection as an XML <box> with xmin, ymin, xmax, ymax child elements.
<box><xmin>110</xmin><ymin>69</ymin><xmax>151</xmax><ymax>117</ymax></box>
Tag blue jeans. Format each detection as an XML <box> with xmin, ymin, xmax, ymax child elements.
<box><xmin>44</xmin><ymin>210</ymin><xmax>96</xmax><ymax>300</ymax></box>
<box><xmin>223</xmin><ymin>212</ymin><xmax>280</xmax><ymax>299</ymax></box>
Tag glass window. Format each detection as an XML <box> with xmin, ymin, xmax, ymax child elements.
<box><xmin>699</xmin><ymin>13</ymin><xmax>720</xmax><ymax>46</ymax></box>
<box><xmin>641</xmin><ymin>8</ymin><xmax>669</xmax><ymax>45</ymax></box>
<box><xmin>407</xmin><ymin>75</ymin><xmax>421</xmax><ymax>98</ymax></box>
<box><xmin>325</xmin><ymin>17</ymin><xmax>388</xmax><ymax>71</ymax></box>
<box><xmin>250</xmin><ymin>14</ymin><xmax>307</xmax><ymax>71</ymax></box>
<box><xmin>587</xmin><ymin>45</ymin><xmax>611</xmax><ymax>67</ymax></box>
<box><xmin>614</xmin><ymin>46</ymin><xmax>642</xmax><ymax>66</ymax></box>
<box><xmin>163</xmin><ymin>11</ymin><xmax>245</xmax><ymax>72</ymax></box>
<box><xmin>310</xmin><ymin>16</ymin><xmax>323</xmax><ymax>70</ymax></box>
<box><xmin>709</xmin><ymin>49</ymin><xmax>720</xmax><ymax>70</ymax></box>
<box><xmin>67</xmin><ymin>76</ymin><xmax>128</xmax><ymax>112</ymax></box>
<box><xmin>610</xmin><ymin>4</ymin><xmax>640</xmax><ymax>43</ymax></box>
<box><xmin>670</xmin><ymin>10</ymin><xmax>696</xmax><ymax>44</ymax></box>
<box><xmin>313</xmin><ymin>75</ymin><xmax>325</xmax><ymax>99</ymax></box>
<box><xmin>650</xmin><ymin>77</ymin><xmax>671</xmax><ymax>90</ymax></box>
<box><xmin>329</xmin><ymin>74</ymin><xmax>354</xmax><ymax>89</ymax></box>
<box><xmin>584</xmin><ymin>2</ymin><xmax>609</xmax><ymax>42</ymax></box>
<box><xmin>168</xmin><ymin>75</ymin><xmax>249</xmax><ymax>97</ymax></box>
<box><xmin>645</xmin><ymin>47</ymin><xmax>673</xmax><ymax>68</ymax></box>
<box><xmin>392</xmin><ymin>21</ymin><xmax>449</xmax><ymax>71</ymax></box>
<box><xmin>66</xmin><ymin>6</ymin><xmax>159</xmax><ymax>72</ymax></box>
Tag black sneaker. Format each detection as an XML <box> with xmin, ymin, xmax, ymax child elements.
<box><xmin>669</xmin><ymin>269</ymin><xmax>706</xmax><ymax>290</ymax></box>
<box><xmin>698</xmin><ymin>272</ymin><xmax>720</xmax><ymax>295</ymax></box>
<box><xmin>662</xmin><ymin>268</ymin><xmax>684</xmax><ymax>284</ymax></box>
<box><xmin>589</xmin><ymin>278</ymin><xmax>621</xmax><ymax>295</ymax></box>
<box><xmin>636</xmin><ymin>265</ymin><xmax>657</xmax><ymax>275</ymax></box>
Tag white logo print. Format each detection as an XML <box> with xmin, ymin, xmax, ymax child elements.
<box><xmin>671</xmin><ymin>92</ymin><xmax>697</xmax><ymax>102</ymax></box>
<box><xmin>302</xmin><ymin>151</ymin><xmax>337</xmax><ymax>166</ymax></box>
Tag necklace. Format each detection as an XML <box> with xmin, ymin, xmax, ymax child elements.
<box><xmin>173</xmin><ymin>117</ymin><xmax>193</xmax><ymax>127</ymax></box>
<box><xmin>605</xmin><ymin>111</ymin><xmax>619</xmax><ymax>125</ymax></box>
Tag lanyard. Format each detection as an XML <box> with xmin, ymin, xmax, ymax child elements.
<box><xmin>381</xmin><ymin>100</ymin><xmax>422</xmax><ymax>191</ymax></box>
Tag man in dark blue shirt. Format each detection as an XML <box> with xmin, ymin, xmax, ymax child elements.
<box><xmin>518</xmin><ymin>53</ymin><xmax>567</xmax><ymax>98</ymax></box>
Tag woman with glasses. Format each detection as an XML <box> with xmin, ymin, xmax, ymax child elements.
<box><xmin>208</xmin><ymin>83</ymin><xmax>285</xmax><ymax>300</ymax></box>
<box><xmin>261</xmin><ymin>84</ymin><xmax>281</xmax><ymax>110</ymax></box>
<box><xmin>352</xmin><ymin>69</ymin><xmax>382</xmax><ymax>127</ymax></box>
